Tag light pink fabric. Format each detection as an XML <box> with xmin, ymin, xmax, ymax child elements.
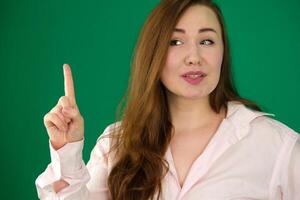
<box><xmin>35</xmin><ymin>101</ymin><xmax>300</xmax><ymax>199</ymax></box>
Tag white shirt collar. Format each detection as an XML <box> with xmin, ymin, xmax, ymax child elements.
<box><xmin>226</xmin><ymin>100</ymin><xmax>275</xmax><ymax>140</ymax></box>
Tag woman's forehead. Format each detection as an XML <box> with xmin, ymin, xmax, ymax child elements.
<box><xmin>175</xmin><ymin>5</ymin><xmax>221</xmax><ymax>35</ymax></box>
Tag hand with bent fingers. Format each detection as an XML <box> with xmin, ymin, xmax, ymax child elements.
<box><xmin>43</xmin><ymin>64</ymin><xmax>84</xmax><ymax>150</ymax></box>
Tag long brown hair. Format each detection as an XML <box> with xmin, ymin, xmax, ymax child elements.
<box><xmin>102</xmin><ymin>0</ymin><xmax>261</xmax><ymax>199</ymax></box>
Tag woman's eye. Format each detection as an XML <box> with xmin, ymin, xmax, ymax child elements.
<box><xmin>169</xmin><ymin>39</ymin><xmax>183</xmax><ymax>46</ymax></box>
<box><xmin>170</xmin><ymin>39</ymin><xmax>214</xmax><ymax>46</ymax></box>
<box><xmin>200</xmin><ymin>39</ymin><xmax>214</xmax><ymax>45</ymax></box>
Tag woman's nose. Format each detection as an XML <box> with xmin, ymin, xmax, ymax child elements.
<box><xmin>184</xmin><ymin>45</ymin><xmax>202</xmax><ymax>66</ymax></box>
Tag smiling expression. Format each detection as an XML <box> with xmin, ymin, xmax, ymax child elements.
<box><xmin>160</xmin><ymin>5</ymin><xmax>224</xmax><ymax>100</ymax></box>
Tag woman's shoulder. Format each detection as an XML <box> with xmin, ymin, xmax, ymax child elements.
<box><xmin>250</xmin><ymin>112</ymin><xmax>299</xmax><ymax>143</ymax></box>
<box><xmin>228</xmin><ymin>102</ymin><xmax>299</xmax><ymax>146</ymax></box>
<box><xmin>231</xmin><ymin>103</ymin><xmax>300</xmax><ymax>162</ymax></box>
<box><xmin>239</xmin><ymin>107</ymin><xmax>300</xmax><ymax>157</ymax></box>
<box><xmin>96</xmin><ymin>121</ymin><xmax>122</xmax><ymax>147</ymax></box>
<box><xmin>97</xmin><ymin>121</ymin><xmax>122</xmax><ymax>140</ymax></box>
<box><xmin>91</xmin><ymin>121</ymin><xmax>122</xmax><ymax>162</ymax></box>
<box><xmin>229</xmin><ymin>101</ymin><xmax>299</xmax><ymax>140</ymax></box>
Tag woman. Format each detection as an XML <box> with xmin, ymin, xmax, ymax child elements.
<box><xmin>35</xmin><ymin>0</ymin><xmax>300</xmax><ymax>199</ymax></box>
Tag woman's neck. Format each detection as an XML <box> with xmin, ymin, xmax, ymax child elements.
<box><xmin>168</xmin><ymin>95</ymin><xmax>225</xmax><ymax>134</ymax></box>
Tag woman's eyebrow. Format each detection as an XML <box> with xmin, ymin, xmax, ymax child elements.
<box><xmin>173</xmin><ymin>27</ymin><xmax>217</xmax><ymax>34</ymax></box>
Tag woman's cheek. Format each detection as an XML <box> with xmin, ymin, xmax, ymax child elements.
<box><xmin>166</xmin><ymin>49</ymin><xmax>181</xmax><ymax>66</ymax></box>
<box><xmin>216</xmin><ymin>47</ymin><xmax>224</xmax><ymax>68</ymax></box>
<box><xmin>207</xmin><ymin>49</ymin><xmax>223</xmax><ymax>71</ymax></box>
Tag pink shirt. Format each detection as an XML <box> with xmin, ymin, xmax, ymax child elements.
<box><xmin>35</xmin><ymin>101</ymin><xmax>300</xmax><ymax>199</ymax></box>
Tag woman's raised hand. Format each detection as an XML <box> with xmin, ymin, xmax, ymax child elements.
<box><xmin>43</xmin><ymin>64</ymin><xmax>84</xmax><ymax>150</ymax></box>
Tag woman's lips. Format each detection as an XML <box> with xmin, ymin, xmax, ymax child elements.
<box><xmin>181</xmin><ymin>71</ymin><xmax>207</xmax><ymax>85</ymax></box>
<box><xmin>182</xmin><ymin>75</ymin><xmax>205</xmax><ymax>85</ymax></box>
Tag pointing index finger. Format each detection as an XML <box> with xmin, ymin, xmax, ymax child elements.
<box><xmin>63</xmin><ymin>64</ymin><xmax>76</xmax><ymax>105</ymax></box>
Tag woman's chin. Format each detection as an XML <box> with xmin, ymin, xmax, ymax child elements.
<box><xmin>180</xmin><ymin>92</ymin><xmax>209</xmax><ymax>100</ymax></box>
<box><xmin>166</xmin><ymin>89</ymin><xmax>209</xmax><ymax>101</ymax></box>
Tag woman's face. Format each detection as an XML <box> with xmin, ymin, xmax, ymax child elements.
<box><xmin>160</xmin><ymin>5</ymin><xmax>224</xmax><ymax>101</ymax></box>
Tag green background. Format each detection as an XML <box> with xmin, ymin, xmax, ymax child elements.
<box><xmin>0</xmin><ymin>0</ymin><xmax>299</xmax><ymax>199</ymax></box>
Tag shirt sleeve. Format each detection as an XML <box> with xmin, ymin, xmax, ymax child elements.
<box><xmin>287</xmin><ymin>135</ymin><xmax>300</xmax><ymax>200</ymax></box>
<box><xmin>35</xmin><ymin>123</ymin><xmax>114</xmax><ymax>200</ymax></box>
